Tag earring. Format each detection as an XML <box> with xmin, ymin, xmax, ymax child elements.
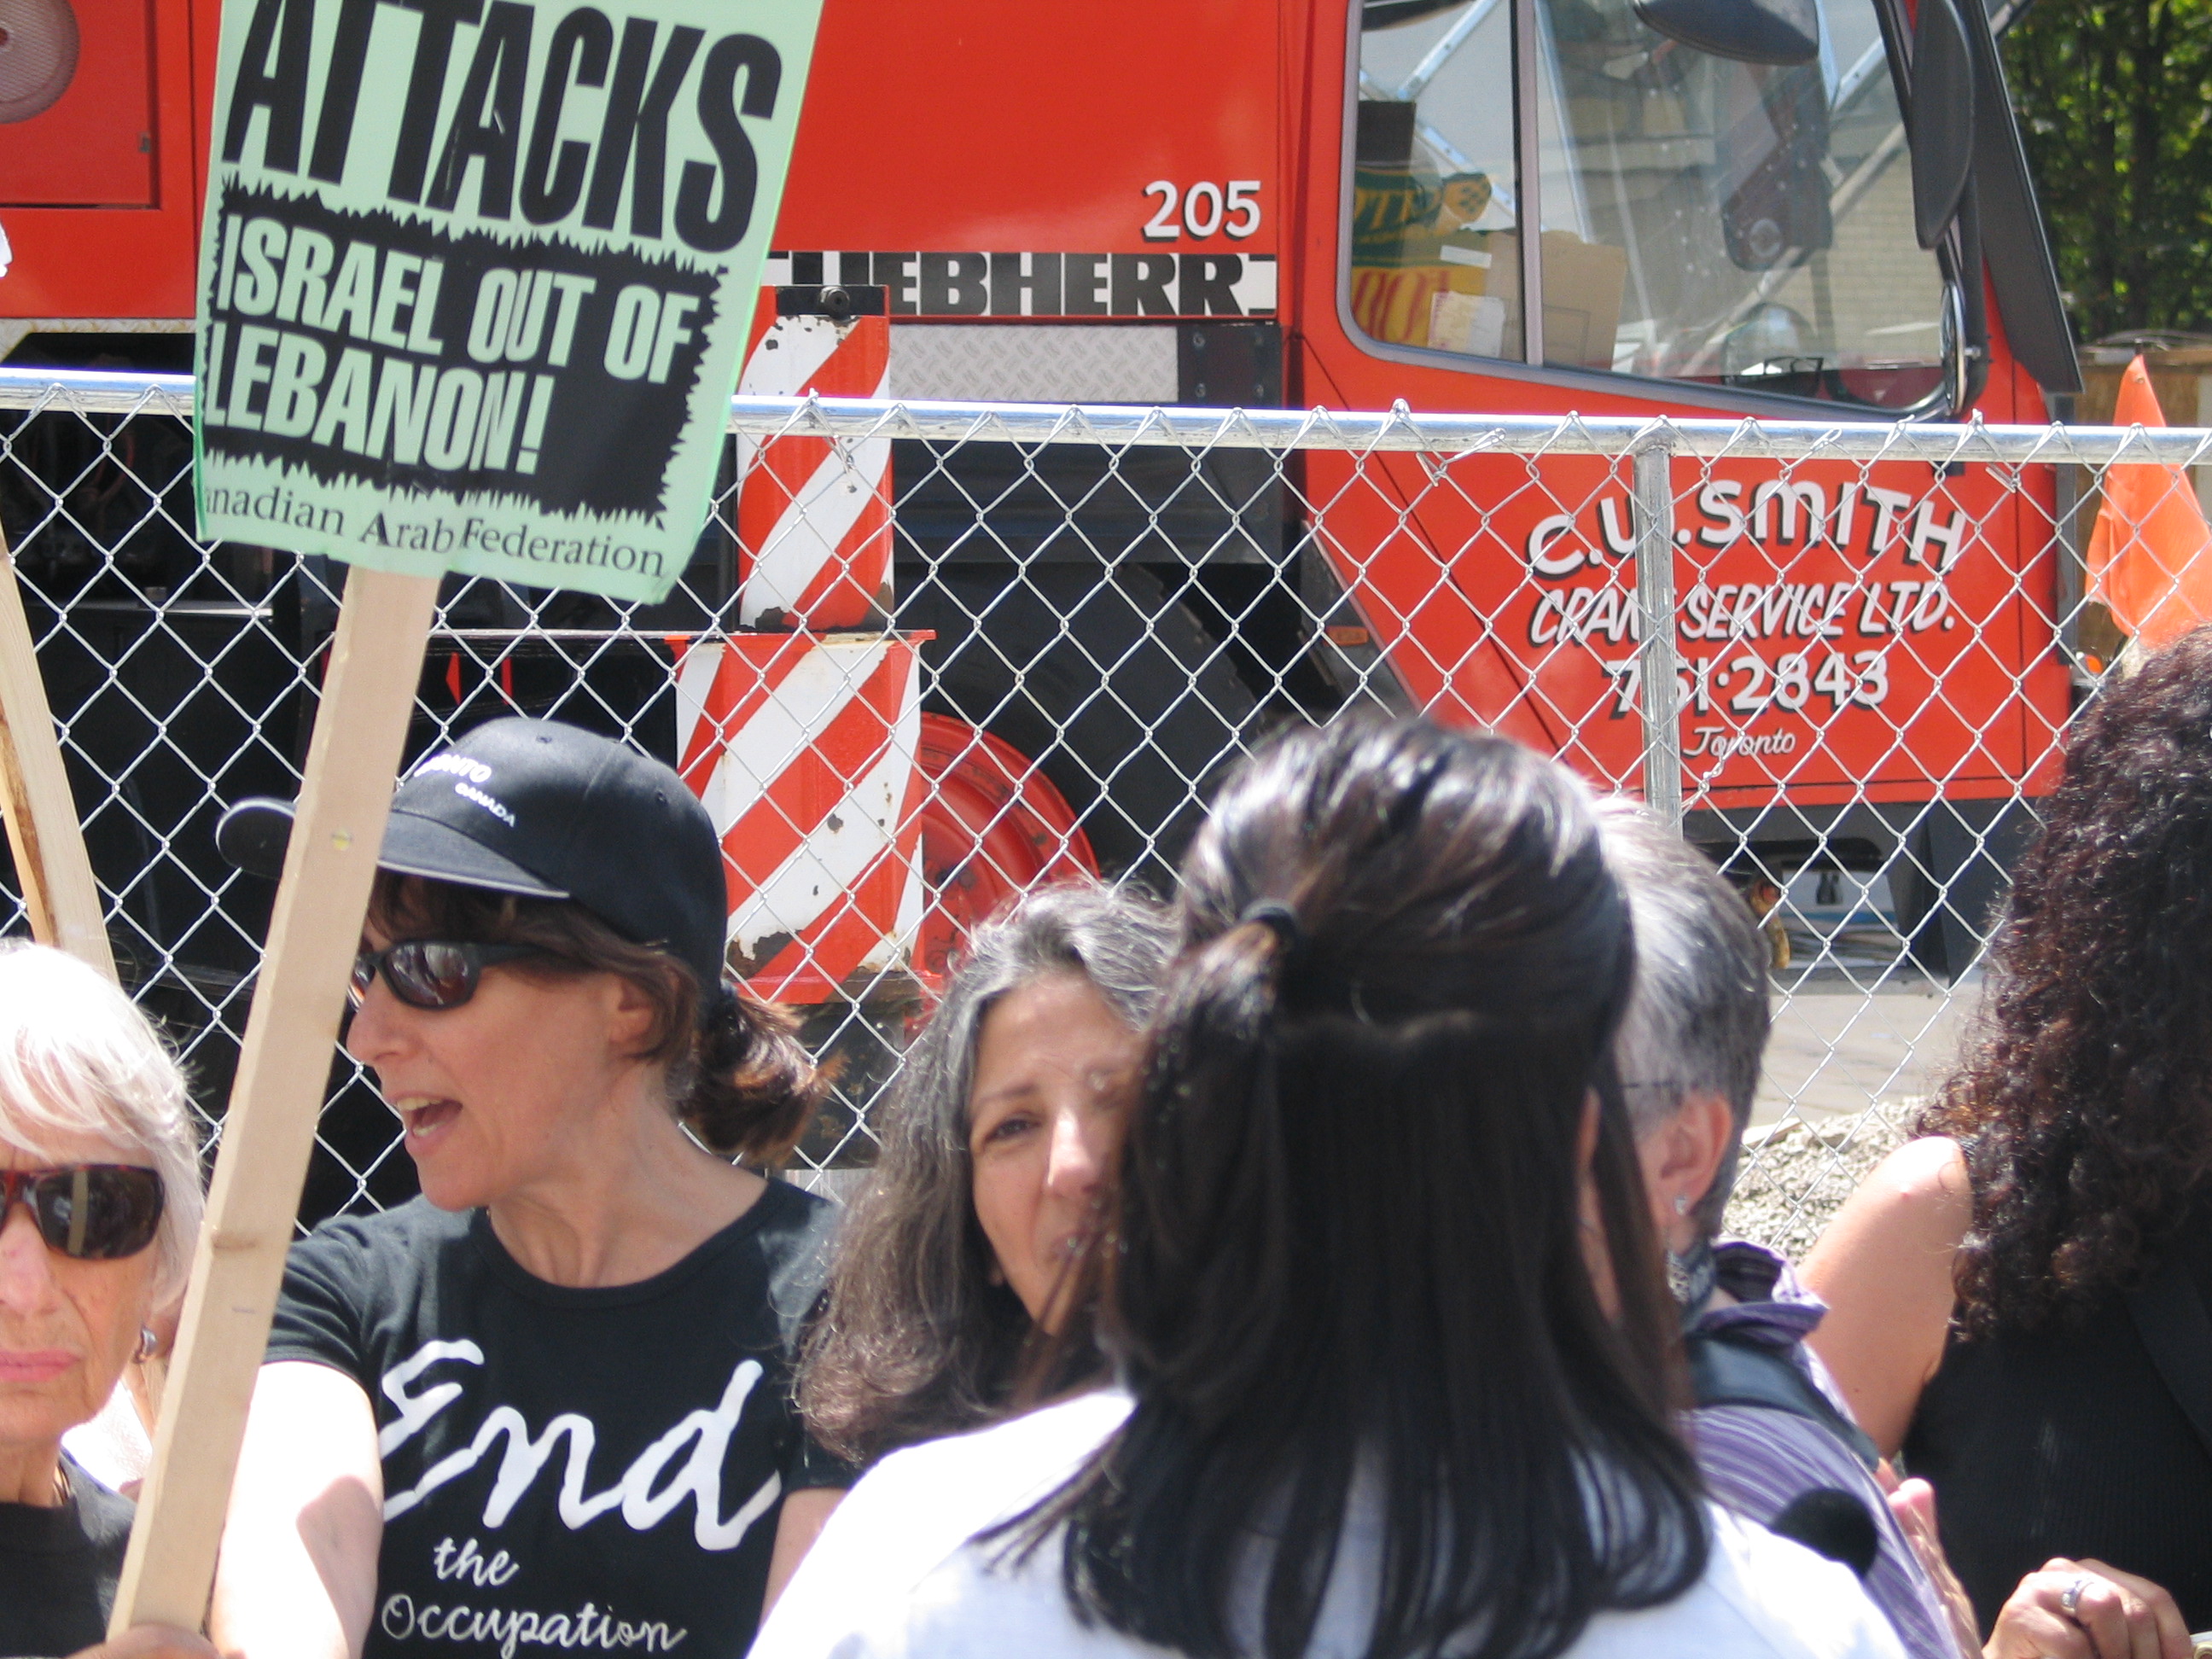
<box><xmin>135</xmin><ymin>1326</ymin><xmax>157</xmax><ymax>1362</ymax></box>
<box><xmin>1673</xmin><ymin>1194</ymin><xmax>1690</xmax><ymax>1215</ymax></box>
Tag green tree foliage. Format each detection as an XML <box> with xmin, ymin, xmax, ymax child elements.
<box><xmin>2003</xmin><ymin>0</ymin><xmax>2212</xmax><ymax>337</ymax></box>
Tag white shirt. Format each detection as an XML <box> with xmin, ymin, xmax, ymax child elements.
<box><xmin>60</xmin><ymin>1377</ymin><xmax>152</xmax><ymax>1496</ymax></box>
<box><xmin>756</xmin><ymin>1390</ymin><xmax>1909</xmax><ymax>1659</ymax></box>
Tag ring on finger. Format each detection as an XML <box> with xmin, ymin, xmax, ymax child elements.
<box><xmin>2060</xmin><ymin>1575</ymin><xmax>2094</xmax><ymax>1618</ymax></box>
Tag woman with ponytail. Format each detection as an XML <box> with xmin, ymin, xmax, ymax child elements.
<box><xmin>207</xmin><ymin>719</ymin><xmax>851</xmax><ymax>1659</ymax></box>
<box><xmin>757</xmin><ymin>716</ymin><xmax>1902</xmax><ymax>1659</ymax></box>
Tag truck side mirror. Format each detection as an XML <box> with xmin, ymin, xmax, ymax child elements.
<box><xmin>1907</xmin><ymin>0</ymin><xmax>1976</xmax><ymax>247</ymax></box>
<box><xmin>1631</xmin><ymin>0</ymin><xmax>1819</xmax><ymax>66</ymax></box>
<box><xmin>1937</xmin><ymin>276</ymin><xmax>1974</xmax><ymax>413</ymax></box>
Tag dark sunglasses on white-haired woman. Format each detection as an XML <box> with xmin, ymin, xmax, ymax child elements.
<box><xmin>0</xmin><ymin>1165</ymin><xmax>164</xmax><ymax>1259</ymax></box>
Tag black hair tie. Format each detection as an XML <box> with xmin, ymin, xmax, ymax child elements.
<box><xmin>1239</xmin><ymin>899</ymin><xmax>1304</xmax><ymax>958</ymax></box>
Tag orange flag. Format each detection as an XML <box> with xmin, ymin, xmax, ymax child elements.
<box><xmin>2086</xmin><ymin>355</ymin><xmax>2212</xmax><ymax>652</ymax></box>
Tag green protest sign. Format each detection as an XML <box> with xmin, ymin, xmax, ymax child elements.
<box><xmin>193</xmin><ymin>0</ymin><xmax>824</xmax><ymax>602</ymax></box>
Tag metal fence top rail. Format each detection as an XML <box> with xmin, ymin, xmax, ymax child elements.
<box><xmin>6</xmin><ymin>365</ymin><xmax>2212</xmax><ymax>468</ymax></box>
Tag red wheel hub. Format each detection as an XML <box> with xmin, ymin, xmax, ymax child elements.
<box><xmin>912</xmin><ymin>713</ymin><xmax>1097</xmax><ymax>986</ymax></box>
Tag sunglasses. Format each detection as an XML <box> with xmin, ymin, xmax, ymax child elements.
<box><xmin>0</xmin><ymin>1165</ymin><xmax>165</xmax><ymax>1260</ymax></box>
<box><xmin>350</xmin><ymin>940</ymin><xmax>549</xmax><ymax>1012</ymax></box>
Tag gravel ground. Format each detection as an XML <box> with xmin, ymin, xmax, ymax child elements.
<box><xmin>1724</xmin><ymin>1100</ymin><xmax>1924</xmax><ymax>1262</ymax></box>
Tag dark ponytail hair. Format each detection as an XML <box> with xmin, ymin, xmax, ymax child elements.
<box><xmin>369</xmin><ymin>872</ymin><xmax>820</xmax><ymax>1162</ymax></box>
<box><xmin>1009</xmin><ymin>716</ymin><xmax>1704</xmax><ymax>1659</ymax></box>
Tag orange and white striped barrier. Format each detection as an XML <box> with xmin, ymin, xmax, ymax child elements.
<box><xmin>733</xmin><ymin>288</ymin><xmax>893</xmax><ymax>632</ymax></box>
<box><xmin>674</xmin><ymin>629</ymin><xmax>926</xmax><ymax>1003</ymax></box>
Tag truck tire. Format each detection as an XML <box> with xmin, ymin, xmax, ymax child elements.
<box><xmin>1887</xmin><ymin>796</ymin><xmax>2038</xmax><ymax>980</ymax></box>
<box><xmin>897</xmin><ymin>564</ymin><xmax>1263</xmax><ymax>898</ymax></box>
<box><xmin>911</xmin><ymin>713</ymin><xmax>1098</xmax><ymax>982</ymax></box>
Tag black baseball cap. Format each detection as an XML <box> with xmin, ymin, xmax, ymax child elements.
<box><xmin>217</xmin><ymin>718</ymin><xmax>730</xmax><ymax>992</ymax></box>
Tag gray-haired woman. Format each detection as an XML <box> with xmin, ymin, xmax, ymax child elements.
<box><xmin>799</xmin><ymin>882</ymin><xmax>1175</xmax><ymax>1467</ymax></box>
<box><xmin>0</xmin><ymin>942</ymin><xmax>215</xmax><ymax>1659</ymax></box>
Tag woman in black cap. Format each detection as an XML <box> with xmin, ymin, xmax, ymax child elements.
<box><xmin>207</xmin><ymin>718</ymin><xmax>852</xmax><ymax>1659</ymax></box>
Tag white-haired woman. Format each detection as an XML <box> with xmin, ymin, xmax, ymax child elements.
<box><xmin>0</xmin><ymin>942</ymin><xmax>216</xmax><ymax>1659</ymax></box>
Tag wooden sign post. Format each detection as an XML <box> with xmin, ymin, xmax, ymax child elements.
<box><xmin>108</xmin><ymin>565</ymin><xmax>438</xmax><ymax>1632</ymax></box>
<box><xmin>0</xmin><ymin>529</ymin><xmax>117</xmax><ymax>983</ymax></box>
<box><xmin>93</xmin><ymin>0</ymin><xmax>824</xmax><ymax>1631</ymax></box>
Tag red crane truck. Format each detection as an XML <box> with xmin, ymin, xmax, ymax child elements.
<box><xmin>0</xmin><ymin>0</ymin><xmax>2081</xmax><ymax>1185</ymax></box>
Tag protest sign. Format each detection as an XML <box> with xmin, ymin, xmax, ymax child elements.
<box><xmin>109</xmin><ymin>0</ymin><xmax>825</xmax><ymax>1632</ymax></box>
<box><xmin>193</xmin><ymin>0</ymin><xmax>825</xmax><ymax>600</ymax></box>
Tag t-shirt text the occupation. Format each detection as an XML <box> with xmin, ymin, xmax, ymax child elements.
<box><xmin>223</xmin><ymin>0</ymin><xmax>776</xmax><ymax>256</ymax></box>
<box><xmin>266</xmin><ymin>1188</ymin><xmax>853</xmax><ymax>1658</ymax></box>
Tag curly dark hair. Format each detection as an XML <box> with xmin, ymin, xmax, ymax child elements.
<box><xmin>1920</xmin><ymin>626</ymin><xmax>2212</xmax><ymax>1335</ymax></box>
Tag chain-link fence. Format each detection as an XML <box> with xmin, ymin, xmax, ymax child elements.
<box><xmin>3</xmin><ymin>364</ymin><xmax>2207</xmax><ymax>1245</ymax></box>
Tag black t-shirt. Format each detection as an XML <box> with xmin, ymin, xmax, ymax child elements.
<box><xmin>267</xmin><ymin>1182</ymin><xmax>853</xmax><ymax>1659</ymax></box>
<box><xmin>0</xmin><ymin>1455</ymin><xmax>134</xmax><ymax>1658</ymax></box>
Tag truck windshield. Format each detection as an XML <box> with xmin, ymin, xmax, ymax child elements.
<box><xmin>1352</xmin><ymin>0</ymin><xmax>1946</xmax><ymax>409</ymax></box>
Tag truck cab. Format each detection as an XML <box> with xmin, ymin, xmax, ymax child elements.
<box><xmin>0</xmin><ymin>0</ymin><xmax>2081</xmax><ymax>1020</ymax></box>
<box><xmin>765</xmin><ymin>0</ymin><xmax>2077</xmax><ymax>969</ymax></box>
